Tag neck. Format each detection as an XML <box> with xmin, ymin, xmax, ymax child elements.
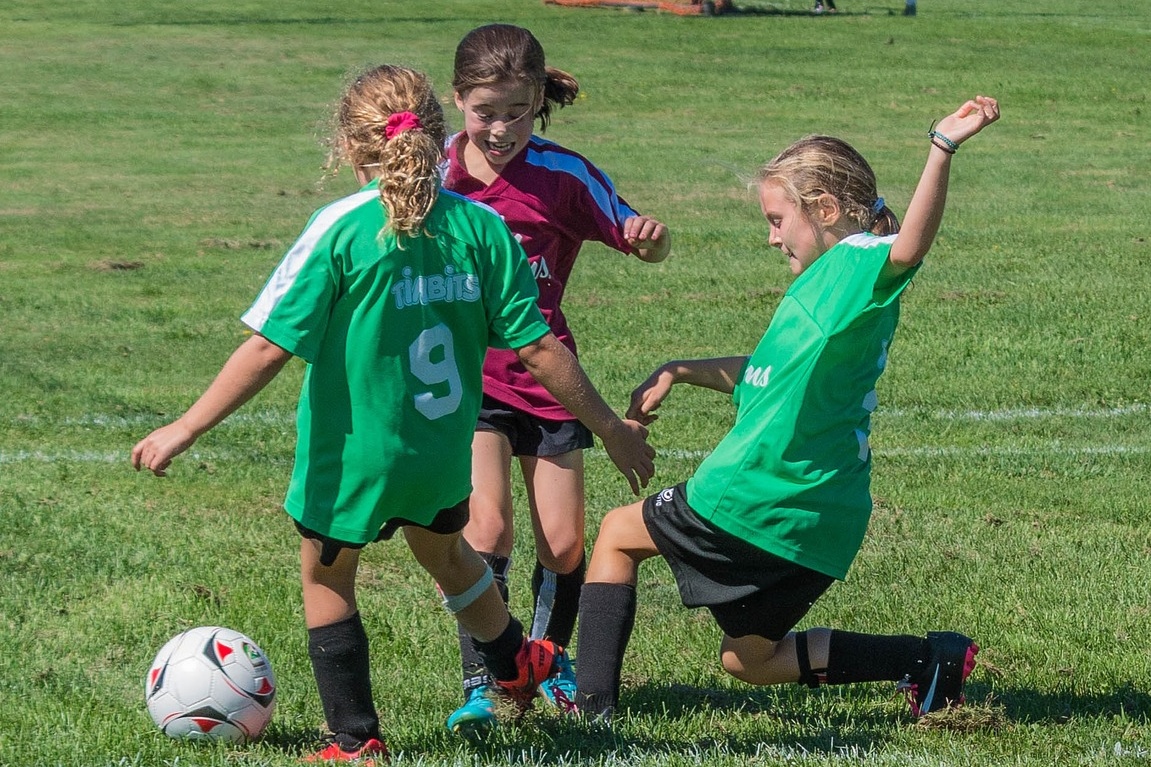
<box><xmin>460</xmin><ymin>136</ymin><xmax>502</xmax><ymax>186</ymax></box>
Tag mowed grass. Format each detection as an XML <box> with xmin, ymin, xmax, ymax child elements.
<box><xmin>1</xmin><ymin>1</ymin><xmax>1149</xmax><ymax>765</ymax></box>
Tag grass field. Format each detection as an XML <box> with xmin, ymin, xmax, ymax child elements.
<box><xmin>1</xmin><ymin>1</ymin><xmax>1149</xmax><ymax>765</ymax></box>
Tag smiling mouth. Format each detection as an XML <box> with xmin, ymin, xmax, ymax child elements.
<box><xmin>485</xmin><ymin>139</ymin><xmax>515</xmax><ymax>155</ymax></box>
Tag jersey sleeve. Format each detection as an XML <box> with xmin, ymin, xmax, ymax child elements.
<box><xmin>240</xmin><ymin>209</ymin><xmax>342</xmax><ymax>363</ymax></box>
<box><xmin>567</xmin><ymin>158</ymin><xmax>640</xmax><ymax>254</ymax></box>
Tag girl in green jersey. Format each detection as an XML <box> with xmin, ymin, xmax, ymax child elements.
<box><xmin>131</xmin><ymin>64</ymin><xmax>653</xmax><ymax>761</ymax></box>
<box><xmin>573</xmin><ymin>96</ymin><xmax>1000</xmax><ymax>722</ymax></box>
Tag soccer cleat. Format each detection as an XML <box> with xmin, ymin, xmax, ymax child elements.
<box><xmin>538</xmin><ymin>647</ymin><xmax>578</xmax><ymax>713</ymax></box>
<box><xmin>897</xmin><ymin>631</ymin><xmax>979</xmax><ymax>717</ymax></box>
<box><xmin>493</xmin><ymin>638</ymin><xmax>559</xmax><ymax>712</ymax></box>
<box><xmin>302</xmin><ymin>737</ymin><xmax>388</xmax><ymax>765</ymax></box>
<box><xmin>445</xmin><ymin>683</ymin><xmax>498</xmax><ymax>734</ymax></box>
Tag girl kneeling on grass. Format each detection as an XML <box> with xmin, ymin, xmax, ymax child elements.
<box><xmin>131</xmin><ymin>64</ymin><xmax>653</xmax><ymax>762</ymax></box>
<box><xmin>573</xmin><ymin>96</ymin><xmax>1000</xmax><ymax>722</ymax></box>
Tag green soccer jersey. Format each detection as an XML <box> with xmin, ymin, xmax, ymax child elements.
<box><xmin>686</xmin><ymin>233</ymin><xmax>918</xmax><ymax>580</ymax></box>
<box><xmin>241</xmin><ymin>182</ymin><xmax>549</xmax><ymax>544</ymax></box>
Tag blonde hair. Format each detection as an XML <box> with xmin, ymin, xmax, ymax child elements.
<box><xmin>756</xmin><ymin>135</ymin><xmax>900</xmax><ymax>236</ymax></box>
<box><xmin>327</xmin><ymin>65</ymin><xmax>447</xmax><ymax>239</ymax></box>
<box><xmin>452</xmin><ymin>24</ymin><xmax>578</xmax><ymax>133</ymax></box>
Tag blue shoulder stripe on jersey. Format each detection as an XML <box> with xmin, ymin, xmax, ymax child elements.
<box><xmin>522</xmin><ymin>137</ymin><xmax>637</xmax><ymax>224</ymax></box>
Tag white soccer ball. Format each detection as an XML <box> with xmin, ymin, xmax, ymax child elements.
<box><xmin>145</xmin><ymin>626</ymin><xmax>277</xmax><ymax>743</ymax></box>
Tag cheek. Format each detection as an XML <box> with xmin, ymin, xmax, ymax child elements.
<box><xmin>510</xmin><ymin>119</ymin><xmax>534</xmax><ymax>142</ymax></box>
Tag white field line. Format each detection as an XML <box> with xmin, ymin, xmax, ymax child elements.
<box><xmin>3</xmin><ymin>444</ymin><xmax>1147</xmax><ymax>466</ymax></box>
<box><xmin>1</xmin><ymin>404</ymin><xmax>1147</xmax><ymax>465</ymax></box>
<box><xmin>4</xmin><ymin>402</ymin><xmax>1147</xmax><ymax>430</ymax></box>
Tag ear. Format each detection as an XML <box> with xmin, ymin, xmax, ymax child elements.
<box><xmin>353</xmin><ymin>164</ymin><xmax>373</xmax><ymax>185</ymax></box>
<box><xmin>813</xmin><ymin>193</ymin><xmax>843</xmax><ymax>227</ymax></box>
<box><xmin>453</xmin><ymin>91</ymin><xmax>467</xmax><ymax>113</ymax></box>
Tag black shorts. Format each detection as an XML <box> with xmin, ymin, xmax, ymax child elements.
<box><xmin>642</xmin><ymin>483</ymin><xmax>835</xmax><ymax>641</ymax></box>
<box><xmin>295</xmin><ymin>498</ymin><xmax>470</xmax><ymax>567</ymax></box>
<box><xmin>476</xmin><ymin>393</ymin><xmax>593</xmax><ymax>457</ymax></box>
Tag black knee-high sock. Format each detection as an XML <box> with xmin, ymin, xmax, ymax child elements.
<box><xmin>455</xmin><ymin>553</ymin><xmax>510</xmax><ymax>697</ymax></box>
<box><xmin>530</xmin><ymin>553</ymin><xmax>586</xmax><ymax>646</ymax></box>
<box><xmin>307</xmin><ymin>612</ymin><xmax>380</xmax><ymax>750</ymax></box>
<box><xmin>824</xmin><ymin>630</ymin><xmax>927</xmax><ymax>684</ymax></box>
<box><xmin>471</xmin><ymin>615</ymin><xmax>526</xmax><ymax>682</ymax></box>
<box><xmin>574</xmin><ymin>582</ymin><xmax>636</xmax><ymax>716</ymax></box>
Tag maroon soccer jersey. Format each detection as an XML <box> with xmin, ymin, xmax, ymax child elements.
<box><xmin>445</xmin><ymin>132</ymin><xmax>640</xmax><ymax>420</ymax></box>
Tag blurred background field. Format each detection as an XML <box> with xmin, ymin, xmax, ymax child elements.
<box><xmin>0</xmin><ymin>1</ymin><xmax>1148</xmax><ymax>765</ymax></box>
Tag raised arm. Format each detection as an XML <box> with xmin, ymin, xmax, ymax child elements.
<box><xmin>888</xmin><ymin>96</ymin><xmax>1000</xmax><ymax>273</ymax></box>
<box><xmin>130</xmin><ymin>333</ymin><xmax>293</xmax><ymax>476</ymax></box>
<box><xmin>627</xmin><ymin>356</ymin><xmax>749</xmax><ymax>425</ymax></box>
<box><xmin>516</xmin><ymin>332</ymin><xmax>655</xmax><ymax>494</ymax></box>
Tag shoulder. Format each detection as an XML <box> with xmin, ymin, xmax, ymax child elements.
<box><xmin>302</xmin><ymin>187</ymin><xmax>383</xmax><ymax>238</ymax></box>
<box><xmin>522</xmin><ymin>136</ymin><xmax>610</xmax><ymax>181</ymax></box>
<box><xmin>437</xmin><ymin>187</ymin><xmax>502</xmax><ymax>222</ymax></box>
<box><xmin>818</xmin><ymin>233</ymin><xmax>896</xmax><ymax>271</ymax></box>
<box><xmin>434</xmin><ymin>188</ymin><xmax>516</xmax><ymax>241</ymax></box>
<box><xmin>837</xmin><ymin>232</ymin><xmax>897</xmax><ymax>254</ymax></box>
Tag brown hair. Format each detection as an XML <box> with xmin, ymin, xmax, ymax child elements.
<box><xmin>452</xmin><ymin>24</ymin><xmax>578</xmax><ymax>133</ymax></box>
<box><xmin>756</xmin><ymin>135</ymin><xmax>900</xmax><ymax>236</ymax></box>
<box><xmin>327</xmin><ymin>65</ymin><xmax>446</xmax><ymax>239</ymax></box>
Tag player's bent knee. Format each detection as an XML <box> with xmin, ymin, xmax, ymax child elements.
<box><xmin>720</xmin><ymin>635</ymin><xmax>777</xmax><ymax>685</ymax></box>
<box><xmin>596</xmin><ymin>505</ymin><xmax>637</xmax><ymax>547</ymax></box>
<box><xmin>720</xmin><ymin>648</ymin><xmax>761</xmax><ymax>684</ymax></box>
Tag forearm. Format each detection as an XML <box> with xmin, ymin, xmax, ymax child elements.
<box><xmin>177</xmin><ymin>334</ymin><xmax>292</xmax><ymax>437</ymax></box>
<box><xmin>661</xmin><ymin>356</ymin><xmax>748</xmax><ymax>395</ymax></box>
<box><xmin>516</xmin><ymin>334</ymin><xmax>626</xmax><ymax>439</ymax></box>
<box><xmin>889</xmin><ymin>143</ymin><xmax>952</xmax><ymax>270</ymax></box>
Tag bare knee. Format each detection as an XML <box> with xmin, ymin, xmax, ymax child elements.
<box><xmin>466</xmin><ymin>493</ymin><xmax>514</xmax><ymax>555</ymax></box>
<box><xmin>720</xmin><ymin>634</ymin><xmax>782</xmax><ymax>686</ymax></box>
<box><xmin>598</xmin><ymin>505</ymin><xmax>636</xmax><ymax>547</ymax></box>
<box><xmin>535</xmin><ymin>530</ymin><xmax>585</xmax><ymax>573</ymax></box>
<box><xmin>586</xmin><ymin>502</ymin><xmax>656</xmax><ymax>585</ymax></box>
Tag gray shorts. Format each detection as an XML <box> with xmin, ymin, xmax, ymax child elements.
<box><xmin>476</xmin><ymin>393</ymin><xmax>593</xmax><ymax>457</ymax></box>
<box><xmin>642</xmin><ymin>483</ymin><xmax>835</xmax><ymax>640</ymax></box>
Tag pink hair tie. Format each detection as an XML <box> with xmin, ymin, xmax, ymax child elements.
<box><xmin>384</xmin><ymin>111</ymin><xmax>422</xmax><ymax>140</ymax></box>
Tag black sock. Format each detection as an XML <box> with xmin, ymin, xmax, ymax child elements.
<box><xmin>825</xmin><ymin>630</ymin><xmax>927</xmax><ymax>684</ymax></box>
<box><xmin>456</xmin><ymin>553</ymin><xmax>510</xmax><ymax>697</ymax></box>
<box><xmin>471</xmin><ymin>615</ymin><xmax>525</xmax><ymax>682</ymax></box>
<box><xmin>307</xmin><ymin>612</ymin><xmax>380</xmax><ymax>750</ymax></box>
<box><xmin>530</xmin><ymin>553</ymin><xmax>586</xmax><ymax>646</ymax></box>
<box><xmin>574</xmin><ymin>582</ymin><xmax>636</xmax><ymax>716</ymax></box>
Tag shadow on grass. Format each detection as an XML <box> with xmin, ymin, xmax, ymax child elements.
<box><xmin>413</xmin><ymin>682</ymin><xmax>900</xmax><ymax>761</ymax></box>
<box><xmin>258</xmin><ymin>680</ymin><xmax>1149</xmax><ymax>761</ymax></box>
<box><xmin>989</xmin><ymin>680</ymin><xmax>1150</xmax><ymax>724</ymax></box>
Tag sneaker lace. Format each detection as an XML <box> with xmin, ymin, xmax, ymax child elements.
<box><xmin>546</xmin><ymin>681</ymin><xmax>579</xmax><ymax>714</ymax></box>
<box><xmin>895</xmin><ymin>674</ymin><xmax>923</xmax><ymax>717</ymax></box>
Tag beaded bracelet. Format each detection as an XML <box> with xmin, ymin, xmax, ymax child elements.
<box><xmin>930</xmin><ymin>136</ymin><xmax>957</xmax><ymax>155</ymax></box>
<box><xmin>927</xmin><ymin>120</ymin><xmax>959</xmax><ymax>154</ymax></box>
